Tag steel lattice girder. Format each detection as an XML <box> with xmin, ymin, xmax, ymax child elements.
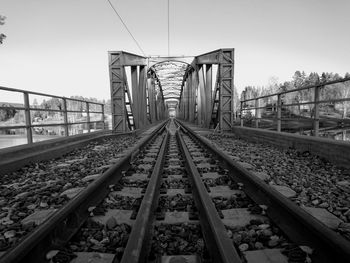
<box><xmin>108</xmin><ymin>52</ymin><xmax>126</xmax><ymax>132</ymax></box>
<box><xmin>218</xmin><ymin>49</ymin><xmax>235</xmax><ymax>130</ymax></box>
<box><xmin>179</xmin><ymin>48</ymin><xmax>235</xmax><ymax>130</ymax></box>
<box><xmin>109</xmin><ymin>51</ymin><xmax>151</xmax><ymax>132</ymax></box>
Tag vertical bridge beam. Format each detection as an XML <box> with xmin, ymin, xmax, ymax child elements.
<box><xmin>193</xmin><ymin>48</ymin><xmax>235</xmax><ymax>130</ymax></box>
<box><xmin>147</xmin><ymin>77</ymin><xmax>157</xmax><ymax>123</ymax></box>
<box><xmin>151</xmin><ymin>72</ymin><xmax>167</xmax><ymax>122</ymax></box>
<box><xmin>205</xmin><ymin>64</ymin><xmax>213</xmax><ymax>128</ymax></box>
<box><xmin>108</xmin><ymin>52</ymin><xmax>126</xmax><ymax>132</ymax></box>
<box><xmin>108</xmin><ymin>51</ymin><xmax>147</xmax><ymax>132</ymax></box>
<box><xmin>192</xmin><ymin>71</ymin><xmax>199</xmax><ymax>123</ymax></box>
<box><xmin>131</xmin><ymin>66</ymin><xmax>140</xmax><ymax>129</ymax></box>
<box><xmin>182</xmin><ymin>80</ymin><xmax>187</xmax><ymax>121</ymax></box>
<box><xmin>218</xmin><ymin>49</ymin><xmax>235</xmax><ymax>130</ymax></box>
<box><xmin>158</xmin><ymin>83</ymin><xmax>166</xmax><ymax>120</ymax></box>
<box><xmin>180</xmin><ymin>69</ymin><xmax>198</xmax><ymax>123</ymax></box>
<box><xmin>185</xmin><ymin>77</ymin><xmax>190</xmax><ymax>121</ymax></box>
<box><xmin>188</xmin><ymin>72</ymin><xmax>195</xmax><ymax>122</ymax></box>
<box><xmin>197</xmin><ymin>65</ymin><xmax>206</xmax><ymax>126</ymax></box>
<box><xmin>139</xmin><ymin>65</ymin><xmax>148</xmax><ymax>127</ymax></box>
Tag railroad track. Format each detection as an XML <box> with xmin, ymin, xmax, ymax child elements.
<box><xmin>1</xmin><ymin>119</ymin><xmax>350</xmax><ymax>263</ymax></box>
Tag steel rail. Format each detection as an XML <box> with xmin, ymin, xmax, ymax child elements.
<box><xmin>176</xmin><ymin>119</ymin><xmax>350</xmax><ymax>263</ymax></box>
<box><xmin>176</xmin><ymin>128</ymin><xmax>242</xmax><ymax>263</ymax></box>
<box><xmin>118</xmin><ymin>128</ymin><xmax>170</xmax><ymax>263</ymax></box>
<box><xmin>0</xmin><ymin>121</ymin><xmax>168</xmax><ymax>263</ymax></box>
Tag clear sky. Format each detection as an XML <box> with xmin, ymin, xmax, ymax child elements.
<box><xmin>0</xmin><ymin>0</ymin><xmax>349</xmax><ymax>101</ymax></box>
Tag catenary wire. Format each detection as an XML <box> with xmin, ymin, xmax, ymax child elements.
<box><xmin>106</xmin><ymin>0</ymin><xmax>146</xmax><ymax>56</ymax></box>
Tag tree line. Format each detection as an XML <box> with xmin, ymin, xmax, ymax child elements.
<box><xmin>0</xmin><ymin>15</ymin><xmax>6</xmax><ymax>44</ymax></box>
<box><xmin>0</xmin><ymin>103</ymin><xmax>16</xmax><ymax>121</ymax></box>
<box><xmin>32</xmin><ymin>96</ymin><xmax>111</xmax><ymax>120</ymax></box>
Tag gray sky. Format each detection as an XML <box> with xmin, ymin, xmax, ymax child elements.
<box><xmin>1</xmin><ymin>0</ymin><xmax>349</xmax><ymax>101</ymax></box>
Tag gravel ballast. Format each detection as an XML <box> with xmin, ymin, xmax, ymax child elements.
<box><xmin>205</xmin><ymin>134</ymin><xmax>350</xmax><ymax>238</ymax></box>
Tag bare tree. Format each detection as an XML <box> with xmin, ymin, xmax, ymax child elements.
<box><xmin>0</xmin><ymin>15</ymin><xmax>6</xmax><ymax>44</ymax></box>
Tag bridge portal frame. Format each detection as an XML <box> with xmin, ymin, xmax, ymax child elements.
<box><xmin>108</xmin><ymin>48</ymin><xmax>235</xmax><ymax>132</ymax></box>
<box><xmin>178</xmin><ymin>48</ymin><xmax>235</xmax><ymax>130</ymax></box>
<box><xmin>108</xmin><ymin>51</ymin><xmax>167</xmax><ymax>132</ymax></box>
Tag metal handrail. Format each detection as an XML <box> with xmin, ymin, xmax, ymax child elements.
<box><xmin>0</xmin><ymin>85</ymin><xmax>106</xmax><ymax>104</ymax></box>
<box><xmin>240</xmin><ymin>78</ymin><xmax>350</xmax><ymax>136</ymax></box>
<box><xmin>241</xmin><ymin>77</ymin><xmax>350</xmax><ymax>103</ymax></box>
<box><xmin>0</xmin><ymin>86</ymin><xmax>106</xmax><ymax>145</ymax></box>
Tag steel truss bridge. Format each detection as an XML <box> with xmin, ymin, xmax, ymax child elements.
<box><xmin>108</xmin><ymin>48</ymin><xmax>235</xmax><ymax>132</ymax></box>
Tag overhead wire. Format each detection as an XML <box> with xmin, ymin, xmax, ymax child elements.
<box><xmin>106</xmin><ymin>0</ymin><xmax>147</xmax><ymax>56</ymax></box>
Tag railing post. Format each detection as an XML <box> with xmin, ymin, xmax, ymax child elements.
<box><xmin>240</xmin><ymin>101</ymin><xmax>244</xmax><ymax>127</ymax></box>
<box><xmin>101</xmin><ymin>104</ymin><xmax>105</xmax><ymax>130</ymax></box>
<box><xmin>277</xmin><ymin>94</ymin><xmax>281</xmax><ymax>132</ymax></box>
<box><xmin>86</xmin><ymin>102</ymin><xmax>90</xmax><ymax>133</ymax></box>
<box><xmin>313</xmin><ymin>85</ymin><xmax>320</xmax><ymax>137</ymax></box>
<box><xmin>255</xmin><ymin>98</ymin><xmax>260</xmax><ymax>128</ymax></box>
<box><xmin>62</xmin><ymin>98</ymin><xmax>69</xmax><ymax>136</ymax></box>
<box><xmin>23</xmin><ymin>92</ymin><xmax>33</xmax><ymax>144</ymax></box>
